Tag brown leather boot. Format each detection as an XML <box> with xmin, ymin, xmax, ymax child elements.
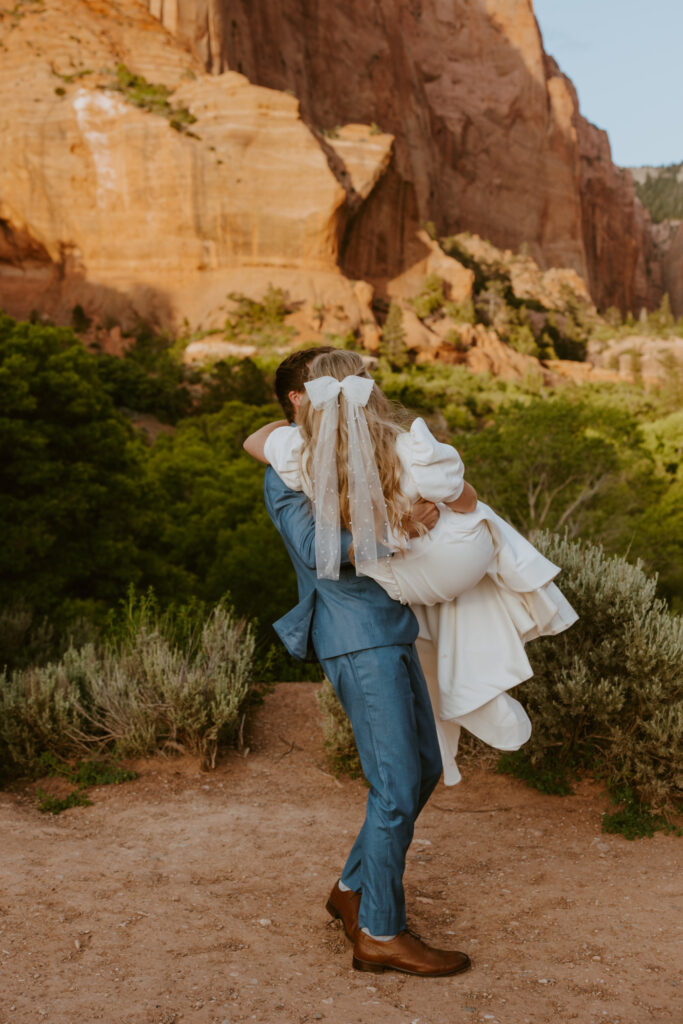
<box><xmin>352</xmin><ymin>929</ymin><xmax>471</xmax><ymax>976</ymax></box>
<box><xmin>325</xmin><ymin>881</ymin><xmax>361</xmax><ymax>942</ymax></box>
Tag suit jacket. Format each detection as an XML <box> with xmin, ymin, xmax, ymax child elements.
<box><xmin>264</xmin><ymin>466</ymin><xmax>418</xmax><ymax>660</ymax></box>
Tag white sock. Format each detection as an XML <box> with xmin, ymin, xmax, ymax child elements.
<box><xmin>361</xmin><ymin>926</ymin><xmax>397</xmax><ymax>942</ymax></box>
<box><xmin>338</xmin><ymin>879</ymin><xmax>352</xmax><ymax>892</ymax></box>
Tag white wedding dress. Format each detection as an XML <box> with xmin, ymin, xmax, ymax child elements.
<box><xmin>264</xmin><ymin>419</ymin><xmax>578</xmax><ymax>785</ymax></box>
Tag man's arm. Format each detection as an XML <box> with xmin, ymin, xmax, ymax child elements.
<box><xmin>264</xmin><ymin>468</ymin><xmax>353</xmax><ymax>571</ymax></box>
<box><xmin>266</xmin><ymin>472</ymin><xmax>447</xmax><ymax>570</ymax></box>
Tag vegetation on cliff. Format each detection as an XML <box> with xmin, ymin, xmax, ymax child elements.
<box><xmin>633</xmin><ymin>162</ymin><xmax>683</xmax><ymax>223</ymax></box>
<box><xmin>111</xmin><ymin>64</ymin><xmax>198</xmax><ymax>134</ymax></box>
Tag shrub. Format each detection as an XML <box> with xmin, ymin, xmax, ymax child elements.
<box><xmin>0</xmin><ymin>646</ymin><xmax>96</xmax><ymax>776</ymax></box>
<box><xmin>0</xmin><ymin>598</ymin><xmax>256</xmax><ymax>778</ymax></box>
<box><xmin>88</xmin><ymin>601</ymin><xmax>255</xmax><ymax>768</ymax></box>
<box><xmin>380</xmin><ymin>301</ymin><xmax>409</xmax><ymax>369</ymax></box>
<box><xmin>223</xmin><ymin>286</ymin><xmax>294</xmax><ymax>348</ymax></box>
<box><xmin>505</xmin><ymin>323</ymin><xmax>539</xmax><ymax>357</ymax></box>
<box><xmin>410</xmin><ymin>274</ymin><xmax>445</xmax><ymax>320</ymax></box>
<box><xmin>444</xmin><ymin>298</ymin><xmax>476</xmax><ymax>324</ymax></box>
<box><xmin>503</xmin><ymin>532</ymin><xmax>682</xmax><ymax>824</ymax></box>
<box><xmin>112</xmin><ymin>64</ymin><xmax>197</xmax><ymax>134</ymax></box>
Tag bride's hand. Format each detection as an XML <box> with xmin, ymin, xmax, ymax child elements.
<box><xmin>404</xmin><ymin>499</ymin><xmax>439</xmax><ymax>537</ymax></box>
<box><xmin>445</xmin><ymin>481</ymin><xmax>478</xmax><ymax>514</ymax></box>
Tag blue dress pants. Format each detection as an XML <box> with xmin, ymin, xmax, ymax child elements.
<box><xmin>320</xmin><ymin>642</ymin><xmax>442</xmax><ymax>936</ymax></box>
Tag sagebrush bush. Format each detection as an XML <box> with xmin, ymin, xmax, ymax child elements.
<box><xmin>514</xmin><ymin>532</ymin><xmax>682</xmax><ymax>815</ymax></box>
<box><xmin>0</xmin><ymin>647</ymin><xmax>96</xmax><ymax>774</ymax></box>
<box><xmin>0</xmin><ymin>601</ymin><xmax>255</xmax><ymax>777</ymax></box>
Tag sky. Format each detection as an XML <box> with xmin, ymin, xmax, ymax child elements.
<box><xmin>533</xmin><ymin>0</ymin><xmax>682</xmax><ymax>168</ymax></box>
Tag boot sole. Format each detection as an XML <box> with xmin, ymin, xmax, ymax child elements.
<box><xmin>352</xmin><ymin>955</ymin><xmax>472</xmax><ymax>977</ymax></box>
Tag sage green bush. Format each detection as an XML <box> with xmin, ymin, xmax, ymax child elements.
<box><xmin>0</xmin><ymin>601</ymin><xmax>255</xmax><ymax>777</ymax></box>
<box><xmin>508</xmin><ymin>532</ymin><xmax>682</xmax><ymax>818</ymax></box>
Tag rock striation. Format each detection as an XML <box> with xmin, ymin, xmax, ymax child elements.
<box><xmin>146</xmin><ymin>0</ymin><xmax>661</xmax><ymax>313</ymax></box>
<box><xmin>660</xmin><ymin>222</ymin><xmax>683</xmax><ymax>318</ymax></box>
<box><xmin>0</xmin><ymin>0</ymin><xmax>382</xmax><ymax>330</ymax></box>
<box><xmin>0</xmin><ymin>0</ymin><xmax>670</xmax><ymax>348</ymax></box>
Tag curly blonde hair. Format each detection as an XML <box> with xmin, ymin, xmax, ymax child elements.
<box><xmin>298</xmin><ymin>350</ymin><xmax>412</xmax><ymax>540</ymax></box>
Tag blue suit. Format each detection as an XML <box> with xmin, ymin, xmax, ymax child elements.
<box><xmin>265</xmin><ymin>467</ymin><xmax>442</xmax><ymax>934</ymax></box>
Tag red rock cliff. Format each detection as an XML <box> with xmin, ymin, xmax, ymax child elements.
<box><xmin>0</xmin><ymin>0</ymin><xmax>385</xmax><ymax>330</ymax></box>
<box><xmin>148</xmin><ymin>0</ymin><xmax>660</xmax><ymax>312</ymax></box>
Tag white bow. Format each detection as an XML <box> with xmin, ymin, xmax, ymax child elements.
<box><xmin>303</xmin><ymin>375</ymin><xmax>394</xmax><ymax>580</ymax></box>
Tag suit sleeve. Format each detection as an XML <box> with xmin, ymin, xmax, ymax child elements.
<box><xmin>264</xmin><ymin>467</ymin><xmax>352</xmax><ymax>571</ymax></box>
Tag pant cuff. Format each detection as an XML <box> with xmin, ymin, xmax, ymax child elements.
<box><xmin>358</xmin><ymin>913</ymin><xmax>406</xmax><ymax>935</ymax></box>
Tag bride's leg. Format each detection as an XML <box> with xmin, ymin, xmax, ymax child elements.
<box><xmin>388</xmin><ymin>524</ymin><xmax>495</xmax><ymax>606</ymax></box>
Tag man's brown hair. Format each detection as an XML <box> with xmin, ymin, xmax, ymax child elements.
<box><xmin>275</xmin><ymin>346</ymin><xmax>335</xmax><ymax>421</ymax></box>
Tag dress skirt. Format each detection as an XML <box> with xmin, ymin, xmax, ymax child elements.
<box><xmin>368</xmin><ymin>503</ymin><xmax>579</xmax><ymax>785</ymax></box>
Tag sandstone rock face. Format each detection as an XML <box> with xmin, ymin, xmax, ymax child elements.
<box><xmin>460</xmin><ymin>324</ymin><xmax>545</xmax><ymax>381</ymax></box>
<box><xmin>387</xmin><ymin>230</ymin><xmax>474</xmax><ymax>305</ymax></box>
<box><xmin>147</xmin><ymin>0</ymin><xmax>660</xmax><ymax>312</ymax></box>
<box><xmin>325</xmin><ymin>125</ymin><xmax>394</xmax><ymax>202</ymax></box>
<box><xmin>452</xmin><ymin>232</ymin><xmax>593</xmax><ymax>310</ymax></box>
<box><xmin>386</xmin><ymin>230</ymin><xmax>473</xmax><ymax>303</ymax></box>
<box><xmin>404</xmin><ymin>318</ymin><xmax>552</xmax><ymax>383</ymax></box>
<box><xmin>661</xmin><ymin>221</ymin><xmax>683</xmax><ymax>318</ymax></box>
<box><xmin>0</xmin><ymin>0</ymin><xmax>379</xmax><ymax>330</ymax></box>
<box><xmin>572</xmin><ymin>92</ymin><xmax>660</xmax><ymax>315</ymax></box>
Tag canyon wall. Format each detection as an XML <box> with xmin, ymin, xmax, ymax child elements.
<box><xmin>0</xmin><ymin>0</ymin><xmax>666</xmax><ymax>331</ymax></box>
<box><xmin>662</xmin><ymin>222</ymin><xmax>683</xmax><ymax>318</ymax></box>
<box><xmin>0</xmin><ymin>0</ymin><xmax>380</xmax><ymax>330</ymax></box>
<box><xmin>148</xmin><ymin>0</ymin><xmax>661</xmax><ymax>312</ymax></box>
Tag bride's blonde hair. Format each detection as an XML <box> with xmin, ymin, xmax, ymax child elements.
<box><xmin>299</xmin><ymin>350</ymin><xmax>412</xmax><ymax>540</ymax></box>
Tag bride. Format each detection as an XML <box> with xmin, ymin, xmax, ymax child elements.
<box><xmin>244</xmin><ymin>349</ymin><xmax>577</xmax><ymax>783</ymax></box>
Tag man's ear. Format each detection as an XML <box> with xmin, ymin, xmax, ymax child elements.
<box><xmin>289</xmin><ymin>389</ymin><xmax>304</xmax><ymax>411</ymax></box>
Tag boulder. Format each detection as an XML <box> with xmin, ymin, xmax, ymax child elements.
<box><xmin>388</xmin><ymin>231</ymin><xmax>474</xmax><ymax>305</ymax></box>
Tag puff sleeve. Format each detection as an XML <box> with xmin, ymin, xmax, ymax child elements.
<box><xmin>396</xmin><ymin>417</ymin><xmax>465</xmax><ymax>503</ymax></box>
<box><xmin>263</xmin><ymin>425</ymin><xmax>305</xmax><ymax>492</ymax></box>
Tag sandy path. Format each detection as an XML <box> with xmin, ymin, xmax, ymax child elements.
<box><xmin>0</xmin><ymin>683</ymin><xmax>680</xmax><ymax>1024</ymax></box>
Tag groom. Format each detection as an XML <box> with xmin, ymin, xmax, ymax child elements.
<box><xmin>260</xmin><ymin>347</ymin><xmax>471</xmax><ymax>976</ymax></box>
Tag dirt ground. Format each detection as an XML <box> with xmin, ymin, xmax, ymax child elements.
<box><xmin>1</xmin><ymin>683</ymin><xmax>680</xmax><ymax>1024</ymax></box>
